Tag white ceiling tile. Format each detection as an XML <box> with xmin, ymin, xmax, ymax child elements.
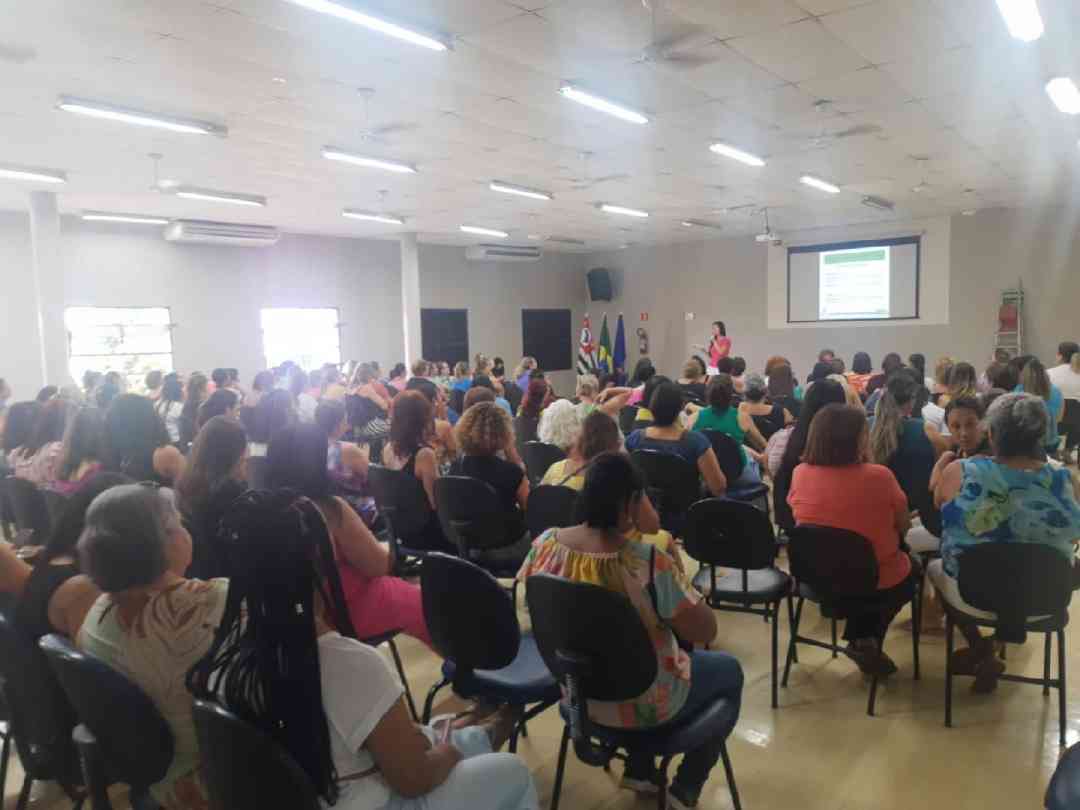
<box><xmin>798</xmin><ymin>67</ymin><xmax>913</xmax><ymax>113</ymax></box>
<box><xmin>727</xmin><ymin>18</ymin><xmax>871</xmax><ymax>84</ymax></box>
<box><xmin>665</xmin><ymin>0</ymin><xmax>810</xmax><ymax>40</ymax></box>
<box><xmin>820</xmin><ymin>0</ymin><xmax>961</xmax><ymax>65</ymax></box>
<box><xmin>794</xmin><ymin>0</ymin><xmax>876</xmax><ymax>13</ymax></box>
<box><xmin>661</xmin><ymin>42</ymin><xmax>788</xmax><ymax>99</ymax></box>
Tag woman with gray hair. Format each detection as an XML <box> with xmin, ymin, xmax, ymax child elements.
<box><xmin>930</xmin><ymin>392</ymin><xmax>1080</xmax><ymax>692</ymax></box>
<box><xmin>738</xmin><ymin>372</ymin><xmax>793</xmax><ymax>441</ymax></box>
<box><xmin>77</xmin><ymin>483</ymin><xmax>228</xmax><ymax>809</ymax></box>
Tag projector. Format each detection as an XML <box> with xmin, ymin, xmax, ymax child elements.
<box><xmin>755</xmin><ymin>231</ymin><xmax>782</xmax><ymax>246</ymax></box>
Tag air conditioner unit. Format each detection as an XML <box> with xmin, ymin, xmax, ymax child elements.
<box><xmin>164</xmin><ymin>219</ymin><xmax>280</xmax><ymax>247</ymax></box>
<box><xmin>465</xmin><ymin>244</ymin><xmax>543</xmax><ymax>262</ymax></box>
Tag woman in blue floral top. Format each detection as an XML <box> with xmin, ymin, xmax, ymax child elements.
<box><xmin>930</xmin><ymin>392</ymin><xmax>1080</xmax><ymax>692</ymax></box>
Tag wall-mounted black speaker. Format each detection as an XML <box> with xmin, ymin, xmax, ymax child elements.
<box><xmin>587</xmin><ymin>268</ymin><xmax>613</xmax><ymax>301</ymax></box>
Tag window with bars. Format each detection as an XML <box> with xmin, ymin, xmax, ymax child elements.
<box><xmin>260</xmin><ymin>307</ymin><xmax>342</xmax><ymax>370</ymax></box>
<box><xmin>65</xmin><ymin>306</ymin><xmax>174</xmax><ymax>391</ymax></box>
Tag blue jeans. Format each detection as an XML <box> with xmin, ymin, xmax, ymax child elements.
<box><xmin>625</xmin><ymin>651</ymin><xmax>744</xmax><ymax>799</ymax></box>
<box><xmin>382</xmin><ymin>727</ymin><xmax>539</xmax><ymax>810</ymax></box>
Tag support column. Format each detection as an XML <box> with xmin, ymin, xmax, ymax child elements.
<box><xmin>400</xmin><ymin>233</ymin><xmax>422</xmax><ymax>369</ymax></box>
<box><xmin>28</xmin><ymin>191</ymin><xmax>69</xmax><ymax>386</ymax></box>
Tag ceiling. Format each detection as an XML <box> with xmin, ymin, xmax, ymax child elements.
<box><xmin>0</xmin><ymin>0</ymin><xmax>1078</xmax><ymax>252</ymax></box>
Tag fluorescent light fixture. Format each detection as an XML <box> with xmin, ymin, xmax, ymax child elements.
<box><xmin>489</xmin><ymin>181</ymin><xmax>552</xmax><ymax>201</ymax></box>
<box><xmin>994</xmin><ymin>0</ymin><xmax>1044</xmax><ymax>42</ymax></box>
<box><xmin>800</xmin><ymin>175</ymin><xmax>841</xmax><ymax>194</ymax></box>
<box><xmin>559</xmin><ymin>84</ymin><xmax>649</xmax><ymax>125</ymax></box>
<box><xmin>681</xmin><ymin>219</ymin><xmax>723</xmax><ymax>231</ymax></box>
<box><xmin>599</xmin><ymin>203</ymin><xmax>649</xmax><ymax>218</ymax></box>
<box><xmin>81</xmin><ymin>211</ymin><xmax>170</xmax><ymax>225</ymax></box>
<box><xmin>283</xmin><ymin>0</ymin><xmax>449</xmax><ymax>51</ymax></box>
<box><xmin>342</xmin><ymin>209</ymin><xmax>405</xmax><ymax>225</ymax></box>
<box><xmin>709</xmin><ymin>142</ymin><xmax>765</xmax><ymax>167</ymax></box>
<box><xmin>460</xmin><ymin>225</ymin><xmax>508</xmax><ymax>238</ymax></box>
<box><xmin>322</xmin><ymin>147</ymin><xmax>417</xmax><ymax>174</ymax></box>
<box><xmin>527</xmin><ymin>234</ymin><xmax>543</xmax><ymax>240</ymax></box>
<box><xmin>174</xmin><ymin>186</ymin><xmax>266</xmax><ymax>207</ymax></box>
<box><xmin>1045</xmin><ymin>77</ymin><xmax>1080</xmax><ymax>115</ymax></box>
<box><xmin>56</xmin><ymin>96</ymin><xmax>225</xmax><ymax>136</ymax></box>
<box><xmin>0</xmin><ymin>163</ymin><xmax>67</xmax><ymax>184</ymax></box>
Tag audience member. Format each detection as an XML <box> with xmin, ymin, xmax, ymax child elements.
<box><xmin>631</xmin><ymin>374</ymin><xmax>671</xmax><ymax>429</ymax></box>
<box><xmin>908</xmin><ymin>353</ymin><xmax>928</xmax><ymax>390</ymax></box>
<box><xmin>941</xmin><ymin>361</ymin><xmax>977</xmax><ymax>407</ymax></box>
<box><xmin>685</xmin><ymin>374</ymin><xmax>762</xmax><ymax>487</ymax></box>
<box><xmin>1049</xmin><ymin>340</ymin><xmax>1080</xmax><ymax>400</ymax></box>
<box><xmin>730</xmin><ymin>356</ymin><xmax>747</xmax><ymax>392</ymax></box>
<box><xmin>818</xmin><ymin>348</ymin><xmax>836</xmax><ymax>364</ymax></box>
<box><xmin>144</xmin><ymin>370</ymin><xmax>163</xmax><ymax>401</ymax></box>
<box><xmin>847</xmin><ymin>352</ymin><xmax>874</xmax><ymax>396</ymax></box>
<box><xmin>739</xmin><ymin>372</ymin><xmax>792</xmax><ymax>440</ymax></box>
<box><xmin>978</xmin><ymin>348</ymin><xmax>1013</xmax><ymax>392</ymax></box>
<box><xmin>247</xmin><ymin>388</ymin><xmax>295</xmax><ymax>457</ymax></box>
<box><xmin>519</xmin><ymin>453</ymin><xmax>740</xmax><ymax>807</ymax></box>
<box><xmin>464</xmin><ymin>384</ymin><xmax>496</xmax><ymax>410</ymax></box>
<box><xmin>197</xmin><ymin>387</ymin><xmax>239</xmax><ymax>433</ymax></box>
<box><xmin>178</xmin><ymin>372</ymin><xmax>208</xmax><ymax>452</ymax></box>
<box><xmin>268</xmin><ymin>424</ymin><xmax>430</xmax><ymax>645</ymax></box>
<box><xmin>154</xmin><ymin>372</ymin><xmax>185</xmax><ymax>444</ymax></box>
<box><xmin>513</xmin><ymin>356</ymin><xmax>538</xmax><ymax>391</ymax></box>
<box><xmin>788</xmin><ymin>404</ymin><xmax>916</xmax><ymax>675</ymax></box>
<box><xmin>290</xmin><ymin>368</ymin><xmax>317</xmax><ymax>423</ymax></box>
<box><xmin>677</xmin><ymin>359</ymin><xmax>708</xmax><ymax>405</ymax></box>
<box><xmin>2</xmin><ymin>401</ymin><xmax>42</xmax><ymax>474</ymax></box>
<box><xmin>869</xmin><ymin>372</ymin><xmax>946</xmax><ymax>511</ymax></box>
<box><xmin>867</xmin><ymin>353</ymin><xmax>904</xmax><ymax>397</ymax></box>
<box><xmin>537</xmin><ymin>398</ymin><xmax>582</xmax><ymax>453</ymax></box>
<box><xmin>386</xmin><ymin>362</ymin><xmax>408</xmax><ymax>395</ymax></box>
<box><xmin>315</xmin><ymin>400</ymin><xmax>373</xmax><ymax>521</ymax></box>
<box><xmin>51</xmin><ymin>406</ymin><xmax>105</xmax><ymax>495</ymax></box>
<box><xmin>630</xmin><ymin>381</ymin><xmax>727</xmax><ymax>496</ymax></box>
<box><xmin>472</xmin><ymin>374</ymin><xmax>512</xmax><ymax>414</ymax></box>
<box><xmin>11</xmin><ymin>398</ymin><xmax>72</xmax><ymax>484</ymax></box>
<box><xmin>175</xmin><ymin>415</ymin><xmax>249</xmax><ymax>580</ymax></box>
<box><xmin>101</xmin><ymin>394</ymin><xmax>185</xmax><ymax>484</ymax></box>
<box><xmin>94</xmin><ymin>377</ymin><xmax>121</xmax><ymax>410</ymax></box>
<box><xmin>932</xmin><ymin>356</ymin><xmax>956</xmax><ymax>399</ymax></box>
<box><xmin>347</xmin><ymin>365</ymin><xmax>392</xmax><ymax>443</ymax></box>
<box><xmin>766</xmin><ymin>363</ymin><xmax>801</xmax><ymax>419</ymax></box>
<box><xmin>1016</xmin><ymin>358</ymin><xmax>1064</xmax><ymax>454</ymax></box>
<box><xmin>931</xmin><ymin>393</ymin><xmax>1080</xmax><ymax>692</ymax></box>
<box><xmin>36</xmin><ymin>385</ymin><xmax>58</xmax><ymax>403</ymax></box>
<box><xmin>78</xmin><ymin>483</ymin><xmax>226</xmax><ymax>809</ymax></box>
<box><xmin>406</xmin><ymin>377</ymin><xmax>457</xmax><ymax>461</ymax></box>
<box><xmin>516</xmin><ymin>379</ymin><xmax>549</xmax><ymax>443</ymax></box>
<box><xmin>807</xmin><ymin>361</ymin><xmax>834</xmax><ymax>388</ymax></box>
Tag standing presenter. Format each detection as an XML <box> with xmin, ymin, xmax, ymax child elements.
<box><xmin>702</xmin><ymin>321</ymin><xmax>731</xmax><ymax>375</ymax></box>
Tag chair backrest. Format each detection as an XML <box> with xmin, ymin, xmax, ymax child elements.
<box><xmin>786</xmin><ymin>525</ymin><xmax>879</xmax><ymax>602</ymax></box>
<box><xmin>1046</xmin><ymin>740</ymin><xmax>1080</xmax><ymax>810</ymax></box>
<box><xmin>0</xmin><ymin>611</ymin><xmax>81</xmax><ymax>784</ymax></box>
<box><xmin>434</xmin><ymin>475</ymin><xmax>507</xmax><ymax>553</ymax></box>
<box><xmin>629</xmin><ymin>449</ymin><xmax>700</xmax><ymax>533</ymax></box>
<box><xmin>514</xmin><ymin>415</ymin><xmax>538</xmax><ymax>445</ymax></box>
<box><xmin>192</xmin><ymin>700</ymin><xmax>320</xmax><ymax>810</ymax></box>
<box><xmin>420</xmin><ymin>553</ymin><xmax>520</xmax><ymax>676</ymax></box>
<box><xmin>526</xmin><ymin>485</ymin><xmax>580</xmax><ymax>539</ymax></box>
<box><xmin>2</xmin><ymin>476</ymin><xmax>51</xmax><ymax>540</ymax></box>
<box><xmin>521</xmin><ymin>442</ymin><xmax>567</xmax><ymax>486</ymax></box>
<box><xmin>618</xmin><ymin>405</ymin><xmax>638</xmax><ymax>434</ymax></box>
<box><xmin>1061</xmin><ymin>399</ymin><xmax>1080</xmax><ymax>430</ymax></box>
<box><xmin>367</xmin><ymin>465</ymin><xmax>434</xmax><ymax>539</ymax></box>
<box><xmin>683</xmin><ymin>498</ymin><xmax>776</xmax><ymax>573</ymax></box>
<box><xmin>42</xmin><ymin>489</ymin><xmax>70</xmax><ymax>528</ymax></box>
<box><xmin>526</xmin><ymin>573</ymin><xmax>656</xmax><ymax>702</ymax></box>
<box><xmin>957</xmin><ymin>542</ymin><xmax>1073</xmax><ymax>621</ymax></box>
<box><xmin>39</xmin><ymin>634</ymin><xmax>174</xmax><ymax>792</ymax></box>
<box><xmin>246</xmin><ymin>456</ymin><xmax>269</xmax><ymax>490</ymax></box>
<box><xmin>699</xmin><ymin>430</ymin><xmax>746</xmax><ymax>484</ymax></box>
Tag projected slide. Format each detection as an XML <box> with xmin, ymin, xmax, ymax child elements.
<box><xmin>818</xmin><ymin>246</ymin><xmax>891</xmax><ymax>320</ymax></box>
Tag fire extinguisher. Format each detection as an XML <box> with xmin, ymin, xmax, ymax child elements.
<box><xmin>637</xmin><ymin>328</ymin><xmax>649</xmax><ymax>356</ymax></box>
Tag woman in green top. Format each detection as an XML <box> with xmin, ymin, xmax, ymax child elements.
<box><xmin>688</xmin><ymin>374</ymin><xmax>767</xmax><ymax>486</ymax></box>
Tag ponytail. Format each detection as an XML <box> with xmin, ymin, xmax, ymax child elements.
<box><xmin>869</xmin><ymin>373</ymin><xmax>918</xmax><ymax>465</ymax></box>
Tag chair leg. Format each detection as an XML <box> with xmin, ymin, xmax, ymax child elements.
<box><xmin>782</xmin><ymin>596</ymin><xmax>804</xmax><ymax>687</ymax></box>
<box><xmin>550</xmin><ymin>725</ymin><xmax>571</xmax><ymax>810</ymax></box>
<box><xmin>387</xmin><ymin>639</ymin><xmax>419</xmax><ymax>721</ymax></box>
<box><xmin>911</xmin><ymin>586</ymin><xmax>921</xmax><ymax>681</ymax></box>
<box><xmin>1044</xmin><ymin>632</ymin><xmax>1053</xmax><ymax>697</ymax></box>
<box><xmin>944</xmin><ymin>611</ymin><xmax>954</xmax><ymax>729</ymax></box>
<box><xmin>720</xmin><ymin>741</ymin><xmax>743</xmax><ymax>810</ymax></box>
<box><xmin>867</xmin><ymin>635</ymin><xmax>883</xmax><ymax>717</ymax></box>
<box><xmin>831</xmin><ymin>617</ymin><xmax>838</xmax><ymax>657</ymax></box>
<box><xmin>786</xmin><ymin>593</ymin><xmax>799</xmax><ymax>664</ymax></box>
<box><xmin>422</xmin><ymin>677</ymin><xmax>450</xmax><ymax>725</ymax></box>
<box><xmin>1058</xmin><ymin>628</ymin><xmax>1068</xmax><ymax>748</ymax></box>
<box><xmin>656</xmin><ymin>755</ymin><xmax>673</xmax><ymax>810</ymax></box>
<box><xmin>0</xmin><ymin>726</ymin><xmax>12</xmax><ymax>800</ymax></box>
<box><xmin>770</xmin><ymin>599</ymin><xmax>779</xmax><ymax>709</ymax></box>
<box><xmin>14</xmin><ymin>775</ymin><xmax>32</xmax><ymax>810</ymax></box>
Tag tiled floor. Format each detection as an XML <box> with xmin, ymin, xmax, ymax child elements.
<box><xmin>8</xmin><ymin>571</ymin><xmax>1074</xmax><ymax>809</ymax></box>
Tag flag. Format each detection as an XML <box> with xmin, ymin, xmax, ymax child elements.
<box><xmin>613</xmin><ymin>313</ymin><xmax>627</xmax><ymax>375</ymax></box>
<box><xmin>597</xmin><ymin>314</ymin><xmax>612</xmax><ymax>373</ymax></box>
<box><xmin>576</xmin><ymin>314</ymin><xmax>596</xmax><ymax>374</ymax></box>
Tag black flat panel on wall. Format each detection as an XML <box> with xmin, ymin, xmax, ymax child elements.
<box><xmin>522</xmin><ymin>309</ymin><xmax>572</xmax><ymax>372</ymax></box>
<box><xmin>421</xmin><ymin>309</ymin><xmax>469</xmax><ymax>365</ymax></box>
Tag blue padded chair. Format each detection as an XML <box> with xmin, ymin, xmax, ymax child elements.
<box><xmin>1046</xmin><ymin>742</ymin><xmax>1080</xmax><ymax>809</ymax></box>
<box><xmin>629</xmin><ymin>450</ymin><xmax>700</xmax><ymax>537</ymax></box>
<box><xmin>699</xmin><ymin>431</ymin><xmax>769</xmax><ymax>508</ymax></box>
<box><xmin>420</xmin><ymin>553</ymin><xmax>559</xmax><ymax>751</ymax></box>
<box><xmin>686</xmin><ymin>498</ymin><xmax>792</xmax><ymax>709</ymax></box>
<box><xmin>527</xmin><ymin>573</ymin><xmax>742</xmax><ymax>810</ymax></box>
<box><xmin>367</xmin><ymin>465</ymin><xmax>439</xmax><ymax>571</ymax></box>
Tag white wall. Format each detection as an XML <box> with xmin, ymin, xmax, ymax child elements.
<box><xmin>0</xmin><ymin>212</ymin><xmax>42</xmax><ymax>399</ymax></box>
<box><xmin>586</xmin><ymin>206</ymin><xmax>1080</xmax><ymax>381</ymax></box>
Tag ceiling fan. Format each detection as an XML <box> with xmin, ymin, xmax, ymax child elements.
<box><xmin>352</xmin><ymin>87</ymin><xmax>417</xmax><ymax>145</ymax></box>
<box><xmin>569</xmin><ymin>151</ymin><xmax>629</xmax><ymax>190</ymax></box>
<box><xmin>634</xmin><ymin>0</ymin><xmax>718</xmax><ymax>72</ymax></box>
<box><xmin>754</xmin><ymin>207</ymin><xmax>782</xmax><ymax>245</ymax></box>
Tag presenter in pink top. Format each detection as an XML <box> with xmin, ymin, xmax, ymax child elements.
<box><xmin>706</xmin><ymin>321</ymin><xmax>732</xmax><ymax>374</ymax></box>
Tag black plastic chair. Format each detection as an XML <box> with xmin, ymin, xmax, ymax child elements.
<box><xmin>699</xmin><ymin>431</ymin><xmax>769</xmax><ymax>507</ymax></box>
<box><xmin>1</xmin><ymin>477</ymin><xmax>51</xmax><ymax>545</ymax></box>
<box><xmin>39</xmin><ymin>634</ymin><xmax>173</xmax><ymax>810</ymax></box>
<box><xmin>367</xmin><ymin>465</ymin><xmax>437</xmax><ymax>570</ymax></box>
<box><xmin>0</xmin><ymin>611</ymin><xmax>84</xmax><ymax>810</ymax></box>
<box><xmin>936</xmin><ymin>543</ymin><xmax>1073</xmax><ymax>747</ymax></box>
<box><xmin>629</xmin><ymin>450</ymin><xmax>700</xmax><ymax>537</ymax></box>
<box><xmin>513</xmin><ymin>415</ymin><xmax>539</xmax><ymax>446</ymax></box>
<box><xmin>618</xmin><ymin>405</ymin><xmax>638</xmax><ymax>435</ymax></box>
<box><xmin>43</xmin><ymin>488</ymin><xmax>70</xmax><ymax>529</ymax></box>
<box><xmin>521</xmin><ymin>442</ymin><xmax>566</xmax><ymax>486</ymax></box>
<box><xmin>525</xmin><ymin>485</ymin><xmax>579</xmax><ymax>539</ymax></box>
<box><xmin>1060</xmin><ymin>399</ymin><xmax>1080</xmax><ymax>458</ymax></box>
<box><xmin>420</xmin><ymin>553</ymin><xmax>559</xmax><ymax>751</ymax></box>
<box><xmin>435</xmin><ymin>476</ymin><xmax>527</xmax><ymax>585</ymax></box>
<box><xmin>685</xmin><ymin>499</ymin><xmax>791</xmax><ymax>709</ymax></box>
<box><xmin>782</xmin><ymin>525</ymin><xmax>920</xmax><ymax>716</ymax></box>
<box><xmin>1046</xmin><ymin>740</ymin><xmax>1080</xmax><ymax>809</ymax></box>
<box><xmin>192</xmin><ymin>700</ymin><xmax>320</xmax><ymax>810</ymax></box>
<box><xmin>245</xmin><ymin>456</ymin><xmax>269</xmax><ymax>490</ymax></box>
<box><xmin>526</xmin><ymin>574</ymin><xmax>742</xmax><ymax>810</ymax></box>
<box><xmin>361</xmin><ymin>629</ymin><xmax>419</xmax><ymax>721</ymax></box>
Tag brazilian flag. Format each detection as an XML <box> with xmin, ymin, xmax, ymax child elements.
<box><xmin>597</xmin><ymin>314</ymin><xmax>612</xmax><ymax>373</ymax></box>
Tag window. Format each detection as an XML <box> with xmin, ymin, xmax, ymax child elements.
<box><xmin>261</xmin><ymin>308</ymin><xmax>342</xmax><ymax>370</ymax></box>
<box><xmin>65</xmin><ymin>306</ymin><xmax>174</xmax><ymax>391</ymax></box>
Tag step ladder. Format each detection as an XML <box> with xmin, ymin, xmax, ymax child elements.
<box><xmin>994</xmin><ymin>282</ymin><xmax>1024</xmax><ymax>359</ymax></box>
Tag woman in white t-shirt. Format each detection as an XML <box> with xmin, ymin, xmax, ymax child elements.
<box><xmin>1049</xmin><ymin>341</ymin><xmax>1080</xmax><ymax>400</ymax></box>
<box><xmin>155</xmin><ymin>373</ymin><xmax>186</xmax><ymax>444</ymax></box>
<box><xmin>188</xmin><ymin>490</ymin><xmax>538</xmax><ymax>810</ymax></box>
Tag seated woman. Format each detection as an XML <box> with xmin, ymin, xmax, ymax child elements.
<box><xmin>766</xmin><ymin>363</ymin><xmax>801</xmax><ymax>418</ymax></box>
<box><xmin>188</xmin><ymin>490</ymin><xmax>537</xmax><ymax>810</ymax></box>
<box><xmin>175</xmin><ymin>416</ymin><xmax>249</xmax><ymax>580</ymax></box>
<box><xmin>405</xmin><ymin>377</ymin><xmax>457</xmax><ymax>465</ymax></box>
<box><xmin>519</xmin><ymin>453</ymin><xmax>741</xmax><ymax>807</ymax></box>
<box><xmin>631</xmin><ymin>375</ymin><xmax>672</xmax><ymax>430</ymax></box>
<box><xmin>316</xmin><ymin>400</ymin><xmax>376</xmax><ymax>526</ymax></box>
<box><xmin>12</xmin><ymin>398</ymin><xmax>72</xmax><ymax>484</ymax></box>
<box><xmin>177</xmin><ymin>372</ymin><xmax>208</xmax><ymax>454</ymax></box>
<box><xmin>940</xmin><ymin>361</ymin><xmax>977</xmax><ymax>407</ymax></box>
<box><xmin>738</xmin><ymin>373</ymin><xmax>792</xmax><ymax>441</ymax></box>
<box><xmin>268</xmin><ymin>424</ymin><xmax>430</xmax><ymax>646</ymax></box>
<box><xmin>246</xmin><ymin>389</ymin><xmax>294</xmax><ymax>457</ymax></box>
<box><xmin>348</xmin><ymin>365</ymin><xmax>392</xmax><ymax>443</ymax></box>
<box><xmin>537</xmin><ymin>398</ymin><xmax>582</xmax><ymax>454</ymax></box>
<box><xmin>154</xmin><ymin>373</ymin><xmax>185</xmax><ymax>445</ymax></box>
<box><xmin>1015</xmin><ymin>358</ymin><xmax>1065</xmax><ymax>455</ymax></box>
<box><xmin>788</xmin><ymin>404</ymin><xmax>916</xmax><ymax>675</ymax></box>
<box><xmin>50</xmin><ymin>406</ymin><xmax>105</xmax><ymax>495</ymax></box>
<box><xmin>677</xmin><ymin>359</ymin><xmax>707</xmax><ymax>405</ymax></box>
<box><xmin>450</xmin><ymin>403</ymin><xmax>531</xmax><ymax>557</ymax></box>
<box><xmin>682</xmin><ymin>376</ymin><xmax>758</xmax><ymax>489</ymax></box>
<box><xmin>2</xmin><ymin>401</ymin><xmax>42</xmax><ymax>475</ymax></box>
<box><xmin>932</xmin><ymin>393</ymin><xmax>1080</xmax><ymax>692</ymax></box>
<box><xmin>846</xmin><ymin>351</ymin><xmax>875</xmax><ymax>398</ymax></box>
<box><xmin>102</xmin><ymin>394</ymin><xmax>186</xmax><ymax>484</ymax></box>
<box><xmin>626</xmin><ymin>358</ymin><xmax>656</xmax><ymax>406</ymax></box>
<box><xmin>381</xmin><ymin>390</ymin><xmax>453</xmax><ymax>553</ymax></box>
<box><xmin>629</xmin><ymin>381</ymin><xmax>727</xmax><ymax>496</ymax></box>
<box><xmin>77</xmin><ymin>483</ymin><xmax>227</xmax><ymax>809</ymax></box>
<box><xmin>195</xmin><ymin>387</ymin><xmax>238</xmax><ymax>433</ymax></box>
<box><xmin>515</xmin><ymin>379</ymin><xmax>549</xmax><ymax>443</ymax></box>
